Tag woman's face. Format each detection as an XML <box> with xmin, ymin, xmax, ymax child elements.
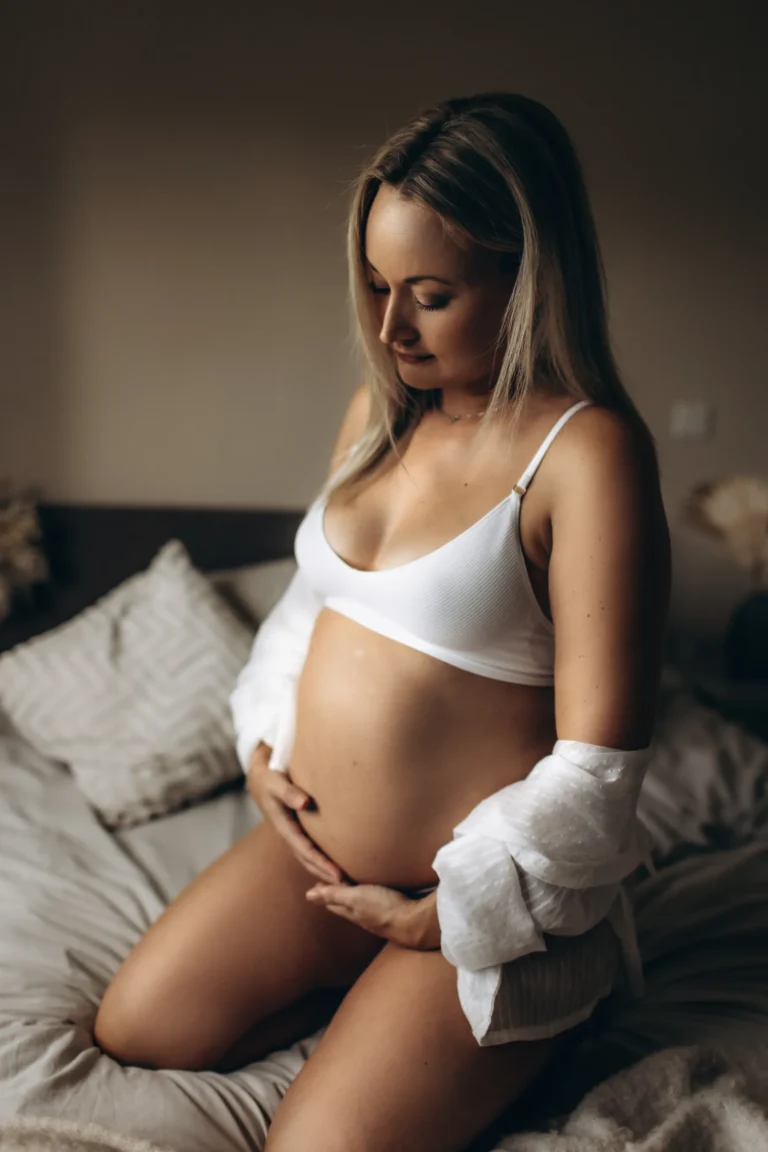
<box><xmin>363</xmin><ymin>183</ymin><xmax>518</xmax><ymax>402</ymax></box>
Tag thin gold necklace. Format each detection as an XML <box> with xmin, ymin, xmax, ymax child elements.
<box><xmin>437</xmin><ymin>406</ymin><xmax>488</xmax><ymax>424</ymax></box>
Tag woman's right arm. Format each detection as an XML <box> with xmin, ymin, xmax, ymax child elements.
<box><xmin>228</xmin><ymin>381</ymin><xmax>371</xmax><ymax>775</ymax></box>
<box><xmin>229</xmin><ymin>567</ymin><xmax>327</xmax><ymax>776</ymax></box>
<box><xmin>229</xmin><ymin>385</ymin><xmax>371</xmax><ymax>883</ymax></box>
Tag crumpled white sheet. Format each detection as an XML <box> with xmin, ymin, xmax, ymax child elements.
<box><xmin>431</xmin><ymin>741</ymin><xmax>654</xmax><ymax>1043</ymax></box>
<box><xmin>0</xmin><ymin>732</ymin><xmax>307</xmax><ymax>1152</ymax></box>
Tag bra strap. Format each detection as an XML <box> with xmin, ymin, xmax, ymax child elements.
<box><xmin>512</xmin><ymin>400</ymin><xmax>593</xmax><ymax>496</ymax></box>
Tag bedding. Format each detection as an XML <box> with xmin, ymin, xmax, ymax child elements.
<box><xmin>1</xmin><ymin>674</ymin><xmax>768</xmax><ymax>1150</ymax></box>
<box><xmin>499</xmin><ymin>1043</ymin><xmax>768</xmax><ymax>1150</ymax></box>
<box><xmin>0</xmin><ymin>732</ymin><xmax>294</xmax><ymax>1152</ymax></box>
<box><xmin>637</xmin><ymin>678</ymin><xmax>768</xmax><ymax>862</ymax></box>
<box><xmin>0</xmin><ymin>1115</ymin><xmax>175</xmax><ymax>1151</ymax></box>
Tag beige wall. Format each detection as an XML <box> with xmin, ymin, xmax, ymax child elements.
<box><xmin>1</xmin><ymin>2</ymin><xmax>765</xmax><ymax>645</ymax></box>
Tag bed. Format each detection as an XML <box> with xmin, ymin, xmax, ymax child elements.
<box><xmin>1</xmin><ymin>503</ymin><xmax>768</xmax><ymax>1152</ymax></box>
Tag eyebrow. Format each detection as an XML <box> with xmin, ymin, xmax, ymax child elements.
<box><xmin>366</xmin><ymin>262</ymin><xmax>455</xmax><ymax>287</ymax></box>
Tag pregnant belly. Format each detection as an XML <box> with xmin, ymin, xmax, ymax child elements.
<box><xmin>287</xmin><ymin>609</ymin><xmax>556</xmax><ymax>890</ymax></box>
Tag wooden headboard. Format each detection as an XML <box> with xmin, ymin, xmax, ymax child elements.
<box><xmin>0</xmin><ymin>502</ymin><xmax>304</xmax><ymax>653</ymax></box>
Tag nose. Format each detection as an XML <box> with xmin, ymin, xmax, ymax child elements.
<box><xmin>377</xmin><ymin>292</ymin><xmax>418</xmax><ymax>348</ymax></box>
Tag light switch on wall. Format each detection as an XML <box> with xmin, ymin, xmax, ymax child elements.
<box><xmin>669</xmin><ymin>400</ymin><xmax>717</xmax><ymax>440</ymax></box>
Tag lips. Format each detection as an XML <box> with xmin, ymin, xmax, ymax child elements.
<box><xmin>395</xmin><ymin>352</ymin><xmax>433</xmax><ymax>364</ymax></box>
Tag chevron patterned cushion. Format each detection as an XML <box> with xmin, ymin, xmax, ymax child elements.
<box><xmin>0</xmin><ymin>539</ymin><xmax>255</xmax><ymax>828</ymax></box>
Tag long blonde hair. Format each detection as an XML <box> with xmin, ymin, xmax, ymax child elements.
<box><xmin>327</xmin><ymin>91</ymin><xmax>649</xmax><ymax>498</ymax></box>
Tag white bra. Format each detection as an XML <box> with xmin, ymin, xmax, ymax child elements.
<box><xmin>293</xmin><ymin>400</ymin><xmax>593</xmax><ymax>685</ymax></box>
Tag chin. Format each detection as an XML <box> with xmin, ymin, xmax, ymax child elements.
<box><xmin>394</xmin><ymin>365</ymin><xmax>440</xmax><ymax>390</ymax></box>
<box><xmin>399</xmin><ymin>378</ymin><xmax>437</xmax><ymax>393</ymax></box>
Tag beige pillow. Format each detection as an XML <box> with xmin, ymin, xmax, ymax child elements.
<box><xmin>0</xmin><ymin>540</ymin><xmax>255</xmax><ymax>828</ymax></box>
<box><xmin>210</xmin><ymin>556</ymin><xmax>297</xmax><ymax>628</ymax></box>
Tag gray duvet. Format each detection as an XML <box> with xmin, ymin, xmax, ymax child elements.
<box><xmin>1</xmin><ymin>686</ymin><xmax>768</xmax><ymax>1150</ymax></box>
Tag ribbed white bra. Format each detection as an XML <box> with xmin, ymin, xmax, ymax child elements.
<box><xmin>294</xmin><ymin>400</ymin><xmax>593</xmax><ymax>686</ymax></box>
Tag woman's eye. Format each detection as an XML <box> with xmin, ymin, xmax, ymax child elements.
<box><xmin>416</xmin><ymin>297</ymin><xmax>450</xmax><ymax>312</ymax></box>
<box><xmin>367</xmin><ymin>282</ymin><xmax>450</xmax><ymax>312</ymax></box>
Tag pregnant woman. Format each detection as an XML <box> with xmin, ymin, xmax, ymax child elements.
<box><xmin>94</xmin><ymin>92</ymin><xmax>671</xmax><ymax>1151</ymax></box>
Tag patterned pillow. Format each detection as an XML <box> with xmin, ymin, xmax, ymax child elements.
<box><xmin>0</xmin><ymin>540</ymin><xmax>255</xmax><ymax>828</ymax></box>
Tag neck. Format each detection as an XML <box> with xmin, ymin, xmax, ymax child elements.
<box><xmin>437</xmin><ymin>387</ymin><xmax>493</xmax><ymax>420</ymax></box>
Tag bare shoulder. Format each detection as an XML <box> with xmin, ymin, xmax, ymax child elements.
<box><xmin>557</xmin><ymin>403</ymin><xmax>657</xmax><ymax>478</ymax></box>
<box><xmin>549</xmin><ymin>404</ymin><xmax>665</xmax><ymax>526</ymax></box>
<box><xmin>327</xmin><ymin>382</ymin><xmax>372</xmax><ymax>478</ymax></box>
<box><xmin>549</xmin><ymin>404</ymin><xmax>671</xmax><ymax>610</ymax></box>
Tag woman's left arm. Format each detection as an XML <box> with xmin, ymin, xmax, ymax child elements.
<box><xmin>547</xmin><ymin>407</ymin><xmax>671</xmax><ymax>749</ymax></box>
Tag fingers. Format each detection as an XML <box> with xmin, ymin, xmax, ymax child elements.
<box><xmin>323</xmin><ymin>904</ymin><xmax>355</xmax><ymax>921</ymax></box>
<box><xmin>271</xmin><ymin>774</ymin><xmax>311</xmax><ymax>812</ymax></box>
<box><xmin>256</xmin><ymin>769</ymin><xmax>343</xmax><ymax>883</ymax></box>
<box><xmin>267</xmin><ymin>800</ymin><xmax>342</xmax><ymax>884</ymax></box>
<box><xmin>304</xmin><ymin>882</ymin><xmax>417</xmax><ymax>945</ymax></box>
<box><xmin>306</xmin><ymin>886</ymin><xmax>355</xmax><ymax>920</ymax></box>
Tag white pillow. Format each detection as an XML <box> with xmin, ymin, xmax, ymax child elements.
<box><xmin>210</xmin><ymin>557</ymin><xmax>297</xmax><ymax>627</ymax></box>
<box><xmin>0</xmin><ymin>540</ymin><xmax>255</xmax><ymax>828</ymax></box>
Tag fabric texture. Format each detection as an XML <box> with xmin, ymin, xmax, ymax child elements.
<box><xmin>293</xmin><ymin>400</ymin><xmax>592</xmax><ymax>686</ymax></box>
<box><xmin>636</xmin><ymin>679</ymin><xmax>768</xmax><ymax>861</ymax></box>
<box><xmin>476</xmin><ymin>917</ymin><xmax>622</xmax><ymax>1044</ymax></box>
<box><xmin>0</xmin><ymin>1116</ymin><xmax>175</xmax><ymax>1152</ymax></box>
<box><xmin>0</xmin><ymin>540</ymin><xmax>254</xmax><ymax>828</ymax></box>
<box><xmin>500</xmin><ymin>1044</ymin><xmax>768</xmax><ymax>1151</ymax></box>
<box><xmin>229</xmin><ymin>567</ymin><xmax>324</xmax><ymax>773</ymax></box>
<box><xmin>432</xmin><ymin>740</ymin><xmax>653</xmax><ymax>1044</ymax></box>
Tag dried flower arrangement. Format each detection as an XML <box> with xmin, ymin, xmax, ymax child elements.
<box><xmin>685</xmin><ymin>475</ymin><xmax>768</xmax><ymax>590</ymax></box>
<box><xmin>0</xmin><ymin>481</ymin><xmax>50</xmax><ymax>624</ymax></box>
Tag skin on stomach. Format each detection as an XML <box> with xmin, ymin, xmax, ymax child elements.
<box><xmin>289</xmin><ymin>609</ymin><xmax>557</xmax><ymax>891</ymax></box>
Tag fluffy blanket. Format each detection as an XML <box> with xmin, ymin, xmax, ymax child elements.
<box><xmin>501</xmin><ymin>1045</ymin><xmax>768</xmax><ymax>1151</ymax></box>
<box><xmin>2</xmin><ymin>1045</ymin><xmax>766</xmax><ymax>1151</ymax></box>
<box><xmin>0</xmin><ymin>1115</ymin><xmax>173</xmax><ymax>1151</ymax></box>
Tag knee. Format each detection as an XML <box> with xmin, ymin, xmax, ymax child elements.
<box><xmin>93</xmin><ymin>978</ymin><xmax>215</xmax><ymax>1072</ymax></box>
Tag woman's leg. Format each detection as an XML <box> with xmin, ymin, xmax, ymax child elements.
<box><xmin>214</xmin><ymin>985</ymin><xmax>347</xmax><ymax>1072</ymax></box>
<box><xmin>264</xmin><ymin>942</ymin><xmax>572</xmax><ymax>1152</ymax></box>
<box><xmin>93</xmin><ymin>821</ymin><xmax>384</xmax><ymax>1071</ymax></box>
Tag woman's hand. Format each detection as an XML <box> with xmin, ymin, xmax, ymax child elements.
<box><xmin>305</xmin><ymin>882</ymin><xmax>442</xmax><ymax>950</ymax></box>
<box><xmin>246</xmin><ymin>745</ymin><xmax>343</xmax><ymax>884</ymax></box>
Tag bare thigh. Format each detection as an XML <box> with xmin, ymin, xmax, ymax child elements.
<box><xmin>93</xmin><ymin>820</ymin><xmax>384</xmax><ymax>1070</ymax></box>
<box><xmin>265</xmin><ymin>942</ymin><xmax>571</xmax><ymax>1152</ymax></box>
